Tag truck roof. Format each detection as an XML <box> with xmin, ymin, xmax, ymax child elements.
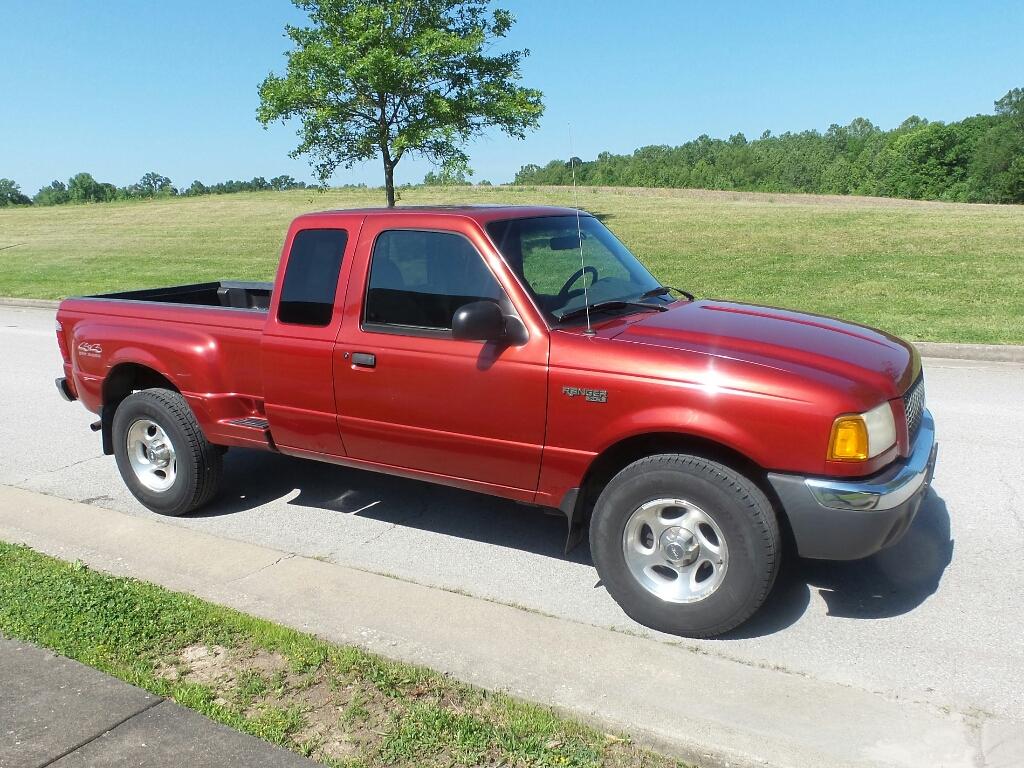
<box><xmin>294</xmin><ymin>204</ymin><xmax>586</xmax><ymax>224</ymax></box>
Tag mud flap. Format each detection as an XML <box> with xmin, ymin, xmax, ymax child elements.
<box><xmin>560</xmin><ymin>488</ymin><xmax>586</xmax><ymax>554</ymax></box>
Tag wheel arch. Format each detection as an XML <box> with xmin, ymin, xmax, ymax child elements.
<box><xmin>100</xmin><ymin>362</ymin><xmax>180</xmax><ymax>455</ymax></box>
<box><xmin>564</xmin><ymin>431</ymin><xmax>791</xmax><ymax>552</ymax></box>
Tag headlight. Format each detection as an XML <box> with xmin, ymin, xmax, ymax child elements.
<box><xmin>827</xmin><ymin>402</ymin><xmax>897</xmax><ymax>461</ymax></box>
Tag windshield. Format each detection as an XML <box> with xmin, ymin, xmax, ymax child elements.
<box><xmin>486</xmin><ymin>215</ymin><xmax>664</xmax><ymax>322</ymax></box>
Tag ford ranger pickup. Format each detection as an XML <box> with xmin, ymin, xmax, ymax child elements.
<box><xmin>55</xmin><ymin>205</ymin><xmax>938</xmax><ymax>637</ymax></box>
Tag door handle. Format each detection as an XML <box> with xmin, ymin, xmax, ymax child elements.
<box><xmin>351</xmin><ymin>352</ymin><xmax>376</xmax><ymax>368</ymax></box>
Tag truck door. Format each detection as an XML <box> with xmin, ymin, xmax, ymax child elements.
<box><xmin>262</xmin><ymin>216</ymin><xmax>362</xmax><ymax>456</ymax></box>
<box><xmin>333</xmin><ymin>218</ymin><xmax>548</xmax><ymax>496</ymax></box>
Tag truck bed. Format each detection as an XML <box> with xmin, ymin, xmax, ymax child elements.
<box><xmin>93</xmin><ymin>281</ymin><xmax>273</xmax><ymax>311</ymax></box>
<box><xmin>58</xmin><ymin>283</ymin><xmax>271</xmax><ymax>451</ymax></box>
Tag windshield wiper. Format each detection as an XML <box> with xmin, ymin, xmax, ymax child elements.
<box><xmin>641</xmin><ymin>285</ymin><xmax>696</xmax><ymax>302</ymax></box>
<box><xmin>557</xmin><ymin>300</ymin><xmax>668</xmax><ymax>323</ymax></box>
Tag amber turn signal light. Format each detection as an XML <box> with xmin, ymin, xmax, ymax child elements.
<box><xmin>827</xmin><ymin>401</ymin><xmax>897</xmax><ymax>461</ymax></box>
<box><xmin>828</xmin><ymin>416</ymin><xmax>870</xmax><ymax>461</ymax></box>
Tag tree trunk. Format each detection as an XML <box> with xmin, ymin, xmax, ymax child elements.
<box><xmin>382</xmin><ymin>152</ymin><xmax>396</xmax><ymax>208</ymax></box>
<box><xmin>384</xmin><ymin>164</ymin><xmax>395</xmax><ymax>207</ymax></box>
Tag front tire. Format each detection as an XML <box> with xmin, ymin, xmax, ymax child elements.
<box><xmin>112</xmin><ymin>388</ymin><xmax>223</xmax><ymax>516</ymax></box>
<box><xmin>590</xmin><ymin>454</ymin><xmax>780</xmax><ymax>638</ymax></box>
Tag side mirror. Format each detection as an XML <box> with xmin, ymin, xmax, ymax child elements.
<box><xmin>452</xmin><ymin>300</ymin><xmax>506</xmax><ymax>342</ymax></box>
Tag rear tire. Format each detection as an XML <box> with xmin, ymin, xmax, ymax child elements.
<box><xmin>112</xmin><ymin>388</ymin><xmax>223</xmax><ymax>516</ymax></box>
<box><xmin>590</xmin><ymin>453</ymin><xmax>780</xmax><ymax>638</ymax></box>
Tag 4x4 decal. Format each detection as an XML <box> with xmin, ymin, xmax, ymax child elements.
<box><xmin>77</xmin><ymin>342</ymin><xmax>102</xmax><ymax>359</ymax></box>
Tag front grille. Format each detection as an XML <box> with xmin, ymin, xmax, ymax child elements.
<box><xmin>903</xmin><ymin>375</ymin><xmax>926</xmax><ymax>442</ymax></box>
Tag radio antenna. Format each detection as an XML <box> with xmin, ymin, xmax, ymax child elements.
<box><xmin>569</xmin><ymin>124</ymin><xmax>593</xmax><ymax>335</ymax></box>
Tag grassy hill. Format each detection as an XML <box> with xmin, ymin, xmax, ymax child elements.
<box><xmin>1</xmin><ymin>185</ymin><xmax>1022</xmax><ymax>343</ymax></box>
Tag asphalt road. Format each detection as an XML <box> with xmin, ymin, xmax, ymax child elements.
<box><xmin>2</xmin><ymin>304</ymin><xmax>1022</xmax><ymax>724</ymax></box>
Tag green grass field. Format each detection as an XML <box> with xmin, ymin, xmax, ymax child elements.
<box><xmin>1</xmin><ymin>185</ymin><xmax>1022</xmax><ymax>343</ymax></box>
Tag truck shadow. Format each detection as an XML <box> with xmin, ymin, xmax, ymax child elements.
<box><xmin>203</xmin><ymin>450</ymin><xmax>953</xmax><ymax>636</ymax></box>
<box><xmin>722</xmin><ymin>489</ymin><xmax>953</xmax><ymax>638</ymax></box>
<box><xmin>201</xmin><ymin>449</ymin><xmax>590</xmax><ymax>564</ymax></box>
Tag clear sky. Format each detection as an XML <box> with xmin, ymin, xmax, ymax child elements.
<box><xmin>2</xmin><ymin>0</ymin><xmax>1022</xmax><ymax>195</ymax></box>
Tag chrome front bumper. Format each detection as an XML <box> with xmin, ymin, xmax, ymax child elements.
<box><xmin>768</xmin><ymin>410</ymin><xmax>938</xmax><ymax>560</ymax></box>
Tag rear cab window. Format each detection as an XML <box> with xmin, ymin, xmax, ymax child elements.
<box><xmin>278</xmin><ymin>228</ymin><xmax>349</xmax><ymax>326</ymax></box>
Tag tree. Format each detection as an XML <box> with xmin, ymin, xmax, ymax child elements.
<box><xmin>67</xmin><ymin>172</ymin><xmax>111</xmax><ymax>203</ymax></box>
<box><xmin>995</xmin><ymin>87</ymin><xmax>1024</xmax><ymax>129</ymax></box>
<box><xmin>0</xmin><ymin>179</ymin><xmax>31</xmax><ymax>207</ymax></box>
<box><xmin>973</xmin><ymin>90</ymin><xmax>1024</xmax><ymax>203</ymax></box>
<box><xmin>270</xmin><ymin>174</ymin><xmax>302</xmax><ymax>190</ymax></box>
<box><xmin>257</xmin><ymin>0</ymin><xmax>544</xmax><ymax>206</ymax></box>
<box><xmin>34</xmin><ymin>180</ymin><xmax>70</xmax><ymax>206</ymax></box>
<box><xmin>129</xmin><ymin>172</ymin><xmax>175</xmax><ymax>198</ymax></box>
<box><xmin>185</xmin><ymin>180</ymin><xmax>209</xmax><ymax>196</ymax></box>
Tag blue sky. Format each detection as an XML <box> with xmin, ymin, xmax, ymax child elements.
<box><xmin>2</xmin><ymin>0</ymin><xmax>1021</xmax><ymax>194</ymax></box>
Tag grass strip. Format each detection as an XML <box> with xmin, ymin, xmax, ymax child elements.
<box><xmin>0</xmin><ymin>541</ymin><xmax>685</xmax><ymax>768</ymax></box>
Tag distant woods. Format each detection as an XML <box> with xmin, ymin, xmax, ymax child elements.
<box><xmin>0</xmin><ymin>173</ymin><xmax>310</xmax><ymax>208</ymax></box>
<box><xmin>515</xmin><ymin>87</ymin><xmax>1024</xmax><ymax>204</ymax></box>
<box><xmin>5</xmin><ymin>87</ymin><xmax>1022</xmax><ymax>208</ymax></box>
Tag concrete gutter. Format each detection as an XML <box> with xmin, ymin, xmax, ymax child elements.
<box><xmin>2</xmin><ymin>297</ymin><xmax>1022</xmax><ymax>362</ymax></box>
<box><xmin>3</xmin><ymin>484</ymin><xmax>1017</xmax><ymax>768</ymax></box>
<box><xmin>911</xmin><ymin>341</ymin><xmax>1024</xmax><ymax>363</ymax></box>
<box><xmin>0</xmin><ymin>297</ymin><xmax>60</xmax><ymax>310</ymax></box>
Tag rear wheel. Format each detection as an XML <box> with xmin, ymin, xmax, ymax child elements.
<box><xmin>590</xmin><ymin>454</ymin><xmax>780</xmax><ymax>638</ymax></box>
<box><xmin>112</xmin><ymin>388</ymin><xmax>223</xmax><ymax>516</ymax></box>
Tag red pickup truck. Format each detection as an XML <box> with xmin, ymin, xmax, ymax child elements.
<box><xmin>55</xmin><ymin>205</ymin><xmax>937</xmax><ymax>637</ymax></box>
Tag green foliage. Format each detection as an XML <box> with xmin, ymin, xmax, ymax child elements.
<box><xmin>515</xmin><ymin>87</ymin><xmax>1024</xmax><ymax>204</ymax></box>
<box><xmin>33</xmin><ymin>180</ymin><xmax>71</xmax><ymax>205</ymax></box>
<box><xmin>28</xmin><ymin>172</ymin><xmax>308</xmax><ymax>206</ymax></box>
<box><xmin>127</xmin><ymin>171</ymin><xmax>176</xmax><ymax>199</ymax></box>
<box><xmin>0</xmin><ymin>178</ymin><xmax>31</xmax><ymax>206</ymax></box>
<box><xmin>179</xmin><ymin>175</ymin><xmax>308</xmax><ymax>197</ymax></box>
<box><xmin>68</xmin><ymin>172</ymin><xmax>118</xmax><ymax>203</ymax></box>
<box><xmin>256</xmin><ymin>0</ymin><xmax>543</xmax><ymax>206</ymax></box>
<box><xmin>423</xmin><ymin>159</ymin><xmax>473</xmax><ymax>186</ymax></box>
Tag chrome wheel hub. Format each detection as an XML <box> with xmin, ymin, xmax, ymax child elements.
<box><xmin>622</xmin><ymin>498</ymin><xmax>729</xmax><ymax>603</ymax></box>
<box><xmin>661</xmin><ymin>527</ymin><xmax>700</xmax><ymax>566</ymax></box>
<box><xmin>126</xmin><ymin>419</ymin><xmax>177</xmax><ymax>492</ymax></box>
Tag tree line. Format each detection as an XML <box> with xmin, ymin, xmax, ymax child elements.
<box><xmin>0</xmin><ymin>172</ymin><xmax>309</xmax><ymax>207</ymax></box>
<box><xmin>515</xmin><ymin>87</ymin><xmax>1024</xmax><ymax>204</ymax></box>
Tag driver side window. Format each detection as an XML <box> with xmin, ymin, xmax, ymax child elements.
<box><xmin>364</xmin><ymin>229</ymin><xmax>504</xmax><ymax>332</ymax></box>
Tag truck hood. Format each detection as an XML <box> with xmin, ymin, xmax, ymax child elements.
<box><xmin>609</xmin><ymin>300</ymin><xmax>920</xmax><ymax>398</ymax></box>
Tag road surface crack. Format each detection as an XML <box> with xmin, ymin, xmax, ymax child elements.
<box><xmin>358</xmin><ymin>504</ymin><xmax>426</xmax><ymax>545</ymax></box>
<box><xmin>996</xmin><ymin>476</ymin><xmax>1024</xmax><ymax>535</ymax></box>
<box><xmin>9</xmin><ymin>455</ymin><xmax>104</xmax><ymax>486</ymax></box>
<box><xmin>226</xmin><ymin>553</ymin><xmax>296</xmax><ymax>584</ymax></box>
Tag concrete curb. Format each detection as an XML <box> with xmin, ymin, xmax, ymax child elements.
<box><xmin>2</xmin><ymin>297</ymin><xmax>1023</xmax><ymax>362</ymax></box>
<box><xmin>1</xmin><ymin>484</ymin><xmax>1009</xmax><ymax>768</ymax></box>
<box><xmin>0</xmin><ymin>297</ymin><xmax>60</xmax><ymax>309</ymax></box>
<box><xmin>912</xmin><ymin>341</ymin><xmax>1024</xmax><ymax>363</ymax></box>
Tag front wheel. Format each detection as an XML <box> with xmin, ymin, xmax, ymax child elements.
<box><xmin>590</xmin><ymin>454</ymin><xmax>780</xmax><ymax>638</ymax></box>
<box><xmin>112</xmin><ymin>388</ymin><xmax>223</xmax><ymax>516</ymax></box>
